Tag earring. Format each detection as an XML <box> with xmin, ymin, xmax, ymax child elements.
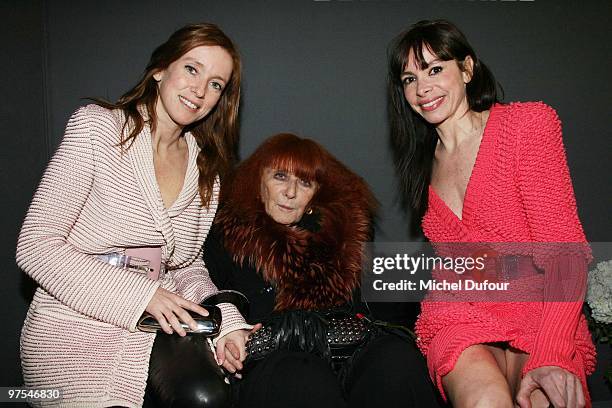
<box><xmin>306</xmin><ymin>208</ymin><xmax>313</xmax><ymax>215</ymax></box>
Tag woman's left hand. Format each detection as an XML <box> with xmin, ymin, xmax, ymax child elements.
<box><xmin>215</xmin><ymin>324</ymin><xmax>262</xmax><ymax>374</ymax></box>
<box><xmin>516</xmin><ymin>366</ymin><xmax>586</xmax><ymax>408</ymax></box>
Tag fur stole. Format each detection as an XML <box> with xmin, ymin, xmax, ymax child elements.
<box><xmin>215</xmin><ymin>174</ymin><xmax>376</xmax><ymax>312</ymax></box>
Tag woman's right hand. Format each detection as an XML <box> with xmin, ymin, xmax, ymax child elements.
<box><xmin>516</xmin><ymin>366</ymin><xmax>586</xmax><ymax>408</ymax></box>
<box><xmin>145</xmin><ymin>287</ymin><xmax>209</xmax><ymax>336</ymax></box>
<box><xmin>216</xmin><ymin>323</ymin><xmax>263</xmax><ymax>378</ymax></box>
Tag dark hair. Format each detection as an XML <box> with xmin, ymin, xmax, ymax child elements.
<box><xmin>387</xmin><ymin>19</ymin><xmax>502</xmax><ymax>215</ymax></box>
<box><xmin>222</xmin><ymin>133</ymin><xmax>377</xmax><ymax>220</ymax></box>
<box><xmin>94</xmin><ymin>23</ymin><xmax>241</xmax><ymax>206</ymax></box>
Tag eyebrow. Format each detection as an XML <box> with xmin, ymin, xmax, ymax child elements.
<box><xmin>182</xmin><ymin>57</ymin><xmax>229</xmax><ymax>82</ymax></box>
<box><xmin>183</xmin><ymin>57</ymin><xmax>204</xmax><ymax>68</ymax></box>
<box><xmin>402</xmin><ymin>58</ymin><xmax>444</xmax><ymax>75</ymax></box>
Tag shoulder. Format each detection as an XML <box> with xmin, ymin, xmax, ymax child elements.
<box><xmin>84</xmin><ymin>103</ymin><xmax>125</xmax><ymax>132</ymax></box>
<box><xmin>495</xmin><ymin>101</ymin><xmax>562</xmax><ymax>147</ymax></box>
<box><xmin>66</xmin><ymin>104</ymin><xmax>125</xmax><ymax>142</ymax></box>
<box><xmin>502</xmin><ymin>101</ymin><xmax>561</xmax><ymax>129</ymax></box>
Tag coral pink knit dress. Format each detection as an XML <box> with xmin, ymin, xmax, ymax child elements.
<box><xmin>415</xmin><ymin>102</ymin><xmax>596</xmax><ymax>403</ymax></box>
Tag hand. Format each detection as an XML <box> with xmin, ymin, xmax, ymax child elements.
<box><xmin>516</xmin><ymin>366</ymin><xmax>586</xmax><ymax>408</ymax></box>
<box><xmin>215</xmin><ymin>323</ymin><xmax>262</xmax><ymax>375</ymax></box>
<box><xmin>145</xmin><ymin>287</ymin><xmax>209</xmax><ymax>336</ymax></box>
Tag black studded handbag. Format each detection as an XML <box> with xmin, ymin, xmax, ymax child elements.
<box><xmin>245</xmin><ymin>309</ymin><xmax>376</xmax><ymax>367</ymax></box>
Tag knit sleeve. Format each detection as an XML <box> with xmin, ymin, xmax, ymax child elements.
<box><xmin>16</xmin><ymin>106</ymin><xmax>159</xmax><ymax>331</ymax></box>
<box><xmin>514</xmin><ymin>102</ymin><xmax>590</xmax><ymax>377</ymax></box>
<box><xmin>168</xmin><ymin>256</ymin><xmax>251</xmax><ymax>341</ymax></box>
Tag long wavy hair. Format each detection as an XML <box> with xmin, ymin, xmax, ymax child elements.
<box><xmin>388</xmin><ymin>19</ymin><xmax>502</xmax><ymax>216</ymax></box>
<box><xmin>94</xmin><ymin>23</ymin><xmax>241</xmax><ymax>206</ymax></box>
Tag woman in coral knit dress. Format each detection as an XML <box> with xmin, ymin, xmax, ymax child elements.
<box><xmin>387</xmin><ymin>20</ymin><xmax>595</xmax><ymax>407</ymax></box>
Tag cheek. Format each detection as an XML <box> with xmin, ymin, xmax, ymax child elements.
<box><xmin>207</xmin><ymin>92</ymin><xmax>223</xmax><ymax>108</ymax></box>
<box><xmin>307</xmin><ymin>189</ymin><xmax>316</xmax><ymax>203</ymax></box>
<box><xmin>442</xmin><ymin>72</ymin><xmax>462</xmax><ymax>90</ymax></box>
<box><xmin>261</xmin><ymin>183</ymin><xmax>280</xmax><ymax>205</ymax></box>
<box><xmin>156</xmin><ymin>82</ymin><xmax>172</xmax><ymax>110</ymax></box>
<box><xmin>260</xmin><ymin>184</ymin><xmax>269</xmax><ymax>203</ymax></box>
<box><xmin>403</xmin><ymin>87</ymin><xmax>418</xmax><ymax>107</ymax></box>
<box><xmin>159</xmin><ymin>74</ymin><xmax>182</xmax><ymax>96</ymax></box>
<box><xmin>298</xmin><ymin>190</ymin><xmax>315</xmax><ymax>210</ymax></box>
<box><xmin>403</xmin><ymin>87</ymin><xmax>410</xmax><ymax>101</ymax></box>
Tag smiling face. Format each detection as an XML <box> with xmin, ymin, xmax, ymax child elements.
<box><xmin>153</xmin><ymin>45</ymin><xmax>233</xmax><ymax>134</ymax></box>
<box><xmin>260</xmin><ymin>168</ymin><xmax>318</xmax><ymax>225</ymax></box>
<box><xmin>401</xmin><ymin>46</ymin><xmax>473</xmax><ymax>128</ymax></box>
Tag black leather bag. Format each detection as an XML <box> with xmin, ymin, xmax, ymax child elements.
<box><xmin>245</xmin><ymin>309</ymin><xmax>376</xmax><ymax>365</ymax></box>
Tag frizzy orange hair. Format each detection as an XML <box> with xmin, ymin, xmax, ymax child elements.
<box><xmin>220</xmin><ymin>133</ymin><xmax>377</xmax><ymax>220</ymax></box>
<box><xmin>216</xmin><ymin>133</ymin><xmax>378</xmax><ymax>310</ymax></box>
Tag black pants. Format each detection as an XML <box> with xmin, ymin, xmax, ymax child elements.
<box><xmin>143</xmin><ymin>334</ymin><xmax>230</xmax><ymax>408</ymax></box>
<box><xmin>237</xmin><ymin>334</ymin><xmax>445</xmax><ymax>408</ymax></box>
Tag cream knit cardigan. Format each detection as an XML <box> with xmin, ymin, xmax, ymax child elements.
<box><xmin>16</xmin><ymin>104</ymin><xmax>250</xmax><ymax>407</ymax></box>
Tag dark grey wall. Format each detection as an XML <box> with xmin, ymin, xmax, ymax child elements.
<box><xmin>1</xmin><ymin>0</ymin><xmax>46</xmax><ymax>390</ymax></box>
<box><xmin>43</xmin><ymin>0</ymin><xmax>612</xmax><ymax>241</ymax></box>
<box><xmin>2</xmin><ymin>0</ymin><xmax>610</xmax><ymax>398</ymax></box>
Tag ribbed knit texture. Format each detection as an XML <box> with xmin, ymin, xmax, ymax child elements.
<box><xmin>416</xmin><ymin>102</ymin><xmax>596</xmax><ymax>404</ymax></box>
<box><xmin>16</xmin><ymin>104</ymin><xmax>250</xmax><ymax>407</ymax></box>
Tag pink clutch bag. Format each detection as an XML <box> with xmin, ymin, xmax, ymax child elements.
<box><xmin>125</xmin><ymin>247</ymin><xmax>162</xmax><ymax>280</ymax></box>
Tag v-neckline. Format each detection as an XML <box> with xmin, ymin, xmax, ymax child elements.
<box><xmin>162</xmin><ymin>134</ymin><xmax>199</xmax><ymax>215</ymax></box>
<box><xmin>429</xmin><ymin>104</ymin><xmax>499</xmax><ymax>223</ymax></box>
<box><xmin>132</xmin><ymin>105</ymin><xmax>199</xmax><ymax>216</ymax></box>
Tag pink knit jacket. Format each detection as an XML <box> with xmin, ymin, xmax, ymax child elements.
<box><xmin>416</xmin><ymin>102</ymin><xmax>596</xmax><ymax>404</ymax></box>
<box><xmin>16</xmin><ymin>104</ymin><xmax>250</xmax><ymax>407</ymax></box>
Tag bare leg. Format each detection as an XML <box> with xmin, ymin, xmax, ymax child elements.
<box><xmin>442</xmin><ymin>344</ymin><xmax>514</xmax><ymax>408</ymax></box>
<box><xmin>504</xmin><ymin>347</ymin><xmax>549</xmax><ymax>408</ymax></box>
<box><xmin>504</xmin><ymin>346</ymin><xmax>527</xmax><ymax>397</ymax></box>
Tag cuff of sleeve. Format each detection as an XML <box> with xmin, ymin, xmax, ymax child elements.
<box><xmin>159</xmin><ymin>272</ymin><xmax>178</xmax><ymax>293</ymax></box>
<box><xmin>213</xmin><ymin>323</ymin><xmax>254</xmax><ymax>346</ymax></box>
<box><xmin>522</xmin><ymin>345</ymin><xmax>578</xmax><ymax>378</ymax></box>
<box><xmin>213</xmin><ymin>302</ymin><xmax>252</xmax><ymax>345</ymax></box>
<box><xmin>126</xmin><ymin>281</ymin><xmax>160</xmax><ymax>332</ymax></box>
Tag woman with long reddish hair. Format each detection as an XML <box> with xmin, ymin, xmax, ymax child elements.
<box><xmin>17</xmin><ymin>23</ymin><xmax>251</xmax><ymax>407</ymax></box>
<box><xmin>204</xmin><ymin>133</ymin><xmax>442</xmax><ymax>407</ymax></box>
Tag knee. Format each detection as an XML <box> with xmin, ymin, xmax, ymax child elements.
<box><xmin>453</xmin><ymin>382</ymin><xmax>513</xmax><ymax>408</ymax></box>
<box><xmin>171</xmin><ymin>374</ymin><xmax>230</xmax><ymax>408</ymax></box>
<box><xmin>148</xmin><ymin>335</ymin><xmax>230</xmax><ymax>408</ymax></box>
<box><xmin>464</xmin><ymin>392</ymin><xmax>513</xmax><ymax>408</ymax></box>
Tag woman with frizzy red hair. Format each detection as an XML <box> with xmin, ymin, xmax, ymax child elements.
<box><xmin>204</xmin><ymin>133</ymin><xmax>442</xmax><ymax>407</ymax></box>
<box><xmin>17</xmin><ymin>23</ymin><xmax>252</xmax><ymax>407</ymax></box>
<box><xmin>388</xmin><ymin>19</ymin><xmax>595</xmax><ymax>408</ymax></box>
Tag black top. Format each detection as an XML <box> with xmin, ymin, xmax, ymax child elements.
<box><xmin>204</xmin><ymin>225</ymin><xmax>276</xmax><ymax>324</ymax></box>
<box><xmin>203</xmin><ymin>225</ymin><xmax>420</xmax><ymax>327</ymax></box>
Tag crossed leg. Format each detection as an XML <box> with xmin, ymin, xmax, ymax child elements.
<box><xmin>442</xmin><ymin>343</ymin><xmax>550</xmax><ymax>408</ymax></box>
